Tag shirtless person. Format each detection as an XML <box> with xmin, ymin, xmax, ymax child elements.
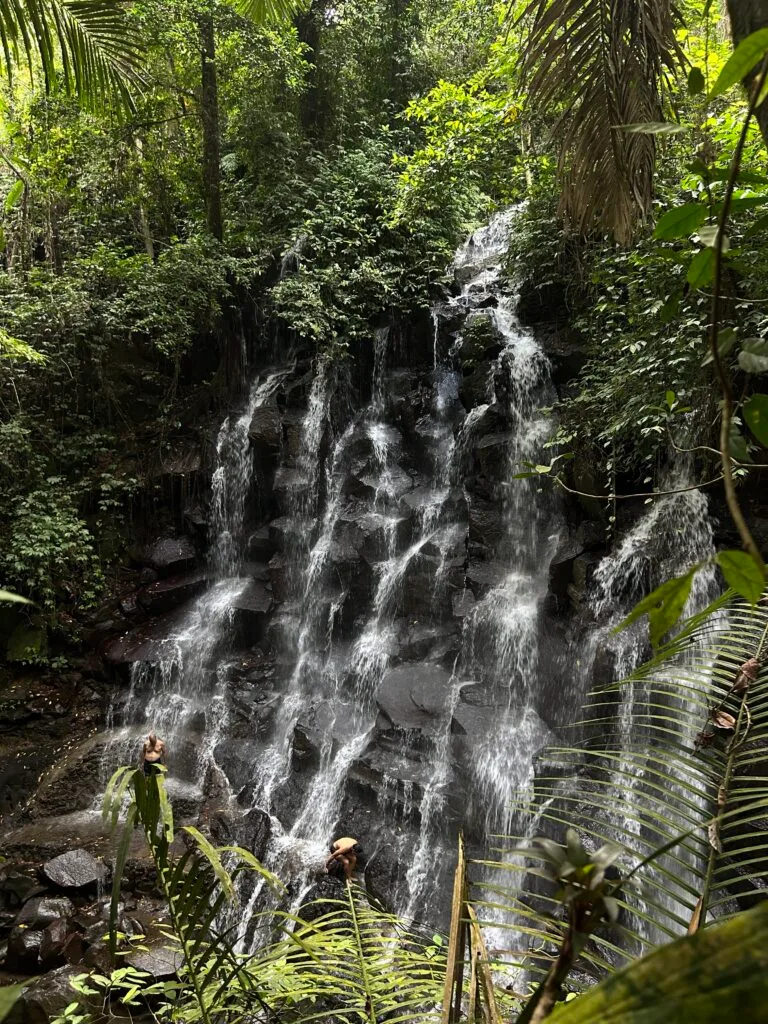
<box><xmin>139</xmin><ymin>732</ymin><xmax>167</xmax><ymax>777</ymax></box>
<box><xmin>325</xmin><ymin>836</ymin><xmax>362</xmax><ymax>881</ymax></box>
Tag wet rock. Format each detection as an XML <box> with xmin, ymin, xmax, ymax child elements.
<box><xmin>5</xmin><ymin>966</ymin><xmax>83</xmax><ymax>1024</ymax></box>
<box><xmin>376</xmin><ymin>664</ymin><xmax>452</xmax><ymax>738</ymax></box>
<box><xmin>0</xmin><ymin>868</ymin><xmax>46</xmax><ymax>911</ymax></box>
<box><xmin>16</xmin><ymin>896</ymin><xmax>74</xmax><ymax>929</ymax></box>
<box><xmin>397</xmin><ymin>622</ymin><xmax>459</xmax><ymax>663</ymax></box>
<box><xmin>248</xmin><ymin>401</ymin><xmax>282</xmax><ymax>458</ymax></box>
<box><xmin>40</xmin><ymin>917</ymin><xmax>82</xmax><ymax>968</ymax></box>
<box><xmin>137</xmin><ymin>570</ymin><xmax>208</xmax><ymax>615</ymax></box>
<box><xmin>452</xmin><ymin>589</ymin><xmax>475</xmax><ymax>620</ymax></box>
<box><xmin>268</xmin><ymin>554</ymin><xmax>288</xmax><ymax>603</ymax></box>
<box><xmin>473</xmin><ymin>432</ymin><xmax>516</xmax><ymax>478</ymax></box>
<box><xmin>143</xmin><ymin>536</ymin><xmax>197</xmax><ymax>577</ymax></box>
<box><xmin>6</xmin><ymin>926</ymin><xmax>43</xmax><ymax>972</ymax></box>
<box><xmin>363</xmin><ymin>840</ymin><xmax>407</xmax><ymax>911</ymax></box>
<box><xmin>468</xmin><ymin>498</ymin><xmax>505</xmax><ymax>549</ymax></box>
<box><xmin>465</xmin><ymin>560</ymin><xmax>508</xmax><ymax>596</ymax></box>
<box><xmin>126</xmin><ymin>944</ymin><xmax>183</xmax><ymax>979</ymax></box>
<box><xmin>231</xmin><ymin>580</ymin><xmax>274</xmax><ymax>641</ymax></box>
<box><xmin>297</xmin><ymin>875</ymin><xmax>348</xmax><ymax>925</ymax></box>
<box><xmin>43</xmin><ymin>849</ymin><xmax>107</xmax><ymax>890</ymax></box>
<box><xmin>103</xmin><ymin>607</ymin><xmax>189</xmax><ymax>665</ymax></box>
<box><xmin>272</xmin><ymin>467</ymin><xmax>308</xmax><ymax>512</ymax></box>
<box><xmin>247</xmin><ymin>525</ymin><xmax>274</xmax><ymax>560</ymax></box>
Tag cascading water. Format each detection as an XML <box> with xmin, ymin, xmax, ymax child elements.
<box><xmin>96</xmin><ymin>208</ymin><xmax>726</xmax><ymax>966</ymax></box>
<box><xmin>103</xmin><ymin>368</ymin><xmax>290</xmax><ymax>799</ymax></box>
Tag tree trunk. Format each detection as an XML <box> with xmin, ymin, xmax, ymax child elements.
<box><xmin>726</xmin><ymin>0</ymin><xmax>768</xmax><ymax>146</ymax></box>
<box><xmin>296</xmin><ymin>1</ymin><xmax>326</xmax><ymax>138</ymax></box>
<box><xmin>199</xmin><ymin>11</ymin><xmax>223</xmax><ymax>241</ymax></box>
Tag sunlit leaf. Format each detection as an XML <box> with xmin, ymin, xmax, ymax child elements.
<box><xmin>654</xmin><ymin>203</ymin><xmax>706</xmax><ymax>240</ymax></box>
<box><xmin>717</xmin><ymin>550</ymin><xmax>765</xmax><ymax>605</ymax></box>
<box><xmin>710</xmin><ymin>29</ymin><xmax>768</xmax><ymax>99</ymax></box>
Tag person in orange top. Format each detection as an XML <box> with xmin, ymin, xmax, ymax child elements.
<box><xmin>325</xmin><ymin>836</ymin><xmax>362</xmax><ymax>881</ymax></box>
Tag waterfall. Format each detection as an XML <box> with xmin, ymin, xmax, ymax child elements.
<box><xmin>97</xmin><ymin>208</ymin><xmax>725</xmax><ymax>961</ymax></box>
<box><xmin>105</xmin><ymin>368</ymin><xmax>290</xmax><ymax>801</ymax></box>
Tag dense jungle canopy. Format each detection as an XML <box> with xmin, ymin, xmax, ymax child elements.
<box><xmin>2</xmin><ymin>0</ymin><xmax>768</xmax><ymax>1022</ymax></box>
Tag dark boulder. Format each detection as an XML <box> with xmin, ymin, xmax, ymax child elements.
<box><xmin>16</xmin><ymin>896</ymin><xmax>74</xmax><ymax>930</ymax></box>
<box><xmin>6</xmin><ymin>926</ymin><xmax>43</xmax><ymax>972</ymax></box>
<box><xmin>4</xmin><ymin>966</ymin><xmax>83</xmax><ymax>1024</ymax></box>
<box><xmin>297</xmin><ymin>874</ymin><xmax>347</xmax><ymax>925</ymax></box>
<box><xmin>137</xmin><ymin>570</ymin><xmax>208</xmax><ymax>615</ymax></box>
<box><xmin>231</xmin><ymin>580</ymin><xmax>274</xmax><ymax>641</ymax></box>
<box><xmin>248</xmin><ymin>402</ymin><xmax>282</xmax><ymax>459</ymax></box>
<box><xmin>40</xmin><ymin>917</ymin><xmax>82</xmax><ymax>968</ymax></box>
<box><xmin>143</xmin><ymin>536</ymin><xmax>196</xmax><ymax>577</ymax></box>
<box><xmin>42</xmin><ymin>849</ymin><xmax>107</xmax><ymax>890</ymax></box>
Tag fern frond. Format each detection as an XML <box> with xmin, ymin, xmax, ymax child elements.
<box><xmin>473</xmin><ymin>596</ymin><xmax>768</xmax><ymax>980</ymax></box>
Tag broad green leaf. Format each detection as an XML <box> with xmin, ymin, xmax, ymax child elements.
<box><xmin>687</xmin><ymin>66</ymin><xmax>705</xmax><ymax>95</ymax></box>
<box><xmin>0</xmin><ymin>589</ymin><xmax>32</xmax><ymax>604</ymax></box>
<box><xmin>717</xmin><ymin>550</ymin><xmax>765</xmax><ymax>605</ymax></box>
<box><xmin>654</xmin><ymin>203</ymin><xmax>706</xmax><ymax>240</ymax></box>
<box><xmin>738</xmin><ymin>339</ymin><xmax>768</xmax><ymax>374</ymax></box>
<box><xmin>710</xmin><ymin>29</ymin><xmax>768</xmax><ymax>99</ymax></box>
<box><xmin>4</xmin><ymin>179</ymin><xmax>23</xmax><ymax>213</ymax></box>
<box><xmin>616</xmin><ymin>568</ymin><xmax>698</xmax><ymax>648</ymax></box>
<box><xmin>0</xmin><ymin>985</ymin><xmax>24</xmax><ymax>1022</ymax></box>
<box><xmin>551</xmin><ymin>901</ymin><xmax>768</xmax><ymax>1023</ymax></box>
<box><xmin>665</xmin><ymin>390</ymin><xmax>675</xmax><ymax>409</ymax></box>
<box><xmin>744</xmin><ymin>393</ymin><xmax>768</xmax><ymax>446</ymax></box>
<box><xmin>687</xmin><ymin>247</ymin><xmax>715</xmax><ymax>288</ymax></box>
<box><xmin>729</xmin><ymin>424</ymin><xmax>752</xmax><ymax>463</ymax></box>
<box><xmin>702</xmin><ymin>328</ymin><xmax>737</xmax><ymax>366</ymax></box>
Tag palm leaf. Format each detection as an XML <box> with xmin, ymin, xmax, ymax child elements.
<box><xmin>233</xmin><ymin>0</ymin><xmax>307</xmax><ymax>26</ymax></box>
<box><xmin>517</xmin><ymin>0</ymin><xmax>681</xmax><ymax>241</ymax></box>
<box><xmin>0</xmin><ymin>0</ymin><xmax>143</xmax><ymax>110</ymax></box>
<box><xmin>470</xmin><ymin>596</ymin><xmax>768</xmax><ymax>982</ymax></box>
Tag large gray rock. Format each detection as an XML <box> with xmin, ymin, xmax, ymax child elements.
<box><xmin>376</xmin><ymin>664</ymin><xmax>453</xmax><ymax>737</ymax></box>
<box><xmin>43</xmin><ymin>849</ymin><xmax>107</xmax><ymax>890</ymax></box>
<box><xmin>16</xmin><ymin>896</ymin><xmax>74</xmax><ymax>930</ymax></box>
<box><xmin>143</xmin><ymin>536</ymin><xmax>196</xmax><ymax>577</ymax></box>
<box><xmin>126</xmin><ymin>944</ymin><xmax>183</xmax><ymax>979</ymax></box>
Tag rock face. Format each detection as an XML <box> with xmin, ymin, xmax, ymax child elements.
<box><xmin>143</xmin><ymin>536</ymin><xmax>197</xmax><ymax>577</ymax></box>
<box><xmin>42</xmin><ymin>850</ymin><xmax>107</xmax><ymax>890</ymax></box>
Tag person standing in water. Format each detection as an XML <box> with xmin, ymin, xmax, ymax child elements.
<box><xmin>139</xmin><ymin>731</ymin><xmax>167</xmax><ymax>776</ymax></box>
<box><xmin>325</xmin><ymin>837</ymin><xmax>362</xmax><ymax>881</ymax></box>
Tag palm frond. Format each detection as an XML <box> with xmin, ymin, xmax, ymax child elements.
<box><xmin>0</xmin><ymin>0</ymin><xmax>143</xmax><ymax>111</ymax></box>
<box><xmin>234</xmin><ymin>0</ymin><xmax>307</xmax><ymax>27</ymax></box>
<box><xmin>471</xmin><ymin>596</ymin><xmax>768</xmax><ymax>983</ymax></box>
<box><xmin>518</xmin><ymin>0</ymin><xmax>680</xmax><ymax>242</ymax></box>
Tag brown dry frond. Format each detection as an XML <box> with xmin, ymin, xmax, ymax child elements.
<box><xmin>519</xmin><ymin>0</ymin><xmax>680</xmax><ymax>243</ymax></box>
